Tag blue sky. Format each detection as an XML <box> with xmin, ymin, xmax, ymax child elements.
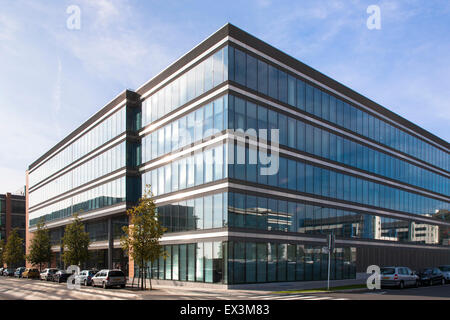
<box><xmin>0</xmin><ymin>0</ymin><xmax>449</xmax><ymax>193</ymax></box>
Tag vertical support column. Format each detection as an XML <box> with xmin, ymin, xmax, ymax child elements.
<box><xmin>108</xmin><ymin>217</ymin><xmax>113</xmax><ymax>269</ymax></box>
<box><xmin>5</xmin><ymin>193</ymin><xmax>11</xmax><ymax>239</ymax></box>
<box><xmin>59</xmin><ymin>242</ymin><xmax>64</xmax><ymax>270</ymax></box>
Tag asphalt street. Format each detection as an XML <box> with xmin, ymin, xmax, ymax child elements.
<box><xmin>0</xmin><ymin>276</ymin><xmax>448</xmax><ymax>300</ymax></box>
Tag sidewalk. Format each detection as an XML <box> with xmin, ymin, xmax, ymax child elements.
<box><xmin>126</xmin><ymin>276</ymin><xmax>370</xmax><ymax>295</ymax></box>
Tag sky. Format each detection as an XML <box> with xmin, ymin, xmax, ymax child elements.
<box><xmin>0</xmin><ymin>0</ymin><xmax>449</xmax><ymax>194</ymax></box>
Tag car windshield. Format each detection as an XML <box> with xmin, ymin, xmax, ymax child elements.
<box><xmin>380</xmin><ymin>268</ymin><xmax>395</xmax><ymax>275</ymax></box>
<box><xmin>109</xmin><ymin>271</ymin><xmax>125</xmax><ymax>277</ymax></box>
<box><xmin>439</xmin><ymin>266</ymin><xmax>450</xmax><ymax>272</ymax></box>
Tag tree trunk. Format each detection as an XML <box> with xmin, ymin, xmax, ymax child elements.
<box><xmin>144</xmin><ymin>263</ymin><xmax>147</xmax><ymax>290</ymax></box>
<box><xmin>141</xmin><ymin>259</ymin><xmax>144</xmax><ymax>290</ymax></box>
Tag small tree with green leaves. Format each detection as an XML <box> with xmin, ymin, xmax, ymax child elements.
<box><xmin>0</xmin><ymin>239</ymin><xmax>5</xmax><ymax>267</ymax></box>
<box><xmin>62</xmin><ymin>214</ymin><xmax>90</xmax><ymax>267</ymax></box>
<box><xmin>4</xmin><ymin>229</ymin><xmax>24</xmax><ymax>269</ymax></box>
<box><xmin>121</xmin><ymin>185</ymin><xmax>167</xmax><ymax>290</ymax></box>
<box><xmin>27</xmin><ymin>219</ymin><xmax>52</xmax><ymax>272</ymax></box>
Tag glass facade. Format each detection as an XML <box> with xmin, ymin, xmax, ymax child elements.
<box><xmin>143</xmin><ymin>241</ymin><xmax>357</xmax><ymax>285</ymax></box>
<box><xmin>144</xmin><ymin>241</ymin><xmax>225</xmax><ymax>283</ymax></box>
<box><xmin>141</xmin><ymin>46</ymin><xmax>228</xmax><ymax>127</ymax></box>
<box><xmin>141</xmin><ymin>143</ymin><xmax>227</xmax><ymax>197</ymax></box>
<box><xmin>30</xmin><ymin>142</ymin><xmax>126</xmax><ymax>208</ymax></box>
<box><xmin>141</xmin><ymin>95</ymin><xmax>228</xmax><ymax>164</ymax></box>
<box><xmin>29</xmin><ymin>176</ymin><xmax>126</xmax><ymax>226</ymax></box>
<box><xmin>228</xmin><ymin>95</ymin><xmax>449</xmax><ymax>197</ymax></box>
<box><xmin>28</xmin><ymin>29</ymin><xmax>449</xmax><ymax>284</ymax></box>
<box><xmin>228</xmin><ymin>144</ymin><xmax>448</xmax><ymax>217</ymax></box>
<box><xmin>228</xmin><ymin>46</ymin><xmax>449</xmax><ymax>172</ymax></box>
<box><xmin>156</xmin><ymin>192</ymin><xmax>228</xmax><ymax>232</ymax></box>
<box><xmin>29</xmin><ymin>107</ymin><xmax>126</xmax><ymax>188</ymax></box>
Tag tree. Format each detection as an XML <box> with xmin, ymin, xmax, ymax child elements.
<box><xmin>61</xmin><ymin>214</ymin><xmax>90</xmax><ymax>267</ymax></box>
<box><xmin>27</xmin><ymin>219</ymin><xmax>52</xmax><ymax>272</ymax></box>
<box><xmin>0</xmin><ymin>239</ymin><xmax>5</xmax><ymax>267</ymax></box>
<box><xmin>4</xmin><ymin>229</ymin><xmax>24</xmax><ymax>268</ymax></box>
<box><xmin>121</xmin><ymin>185</ymin><xmax>167</xmax><ymax>290</ymax></box>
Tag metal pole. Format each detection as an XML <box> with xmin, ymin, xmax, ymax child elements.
<box><xmin>327</xmin><ymin>235</ymin><xmax>331</xmax><ymax>291</ymax></box>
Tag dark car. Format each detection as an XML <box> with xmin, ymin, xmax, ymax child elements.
<box><xmin>14</xmin><ymin>267</ymin><xmax>26</xmax><ymax>278</ymax></box>
<box><xmin>417</xmin><ymin>268</ymin><xmax>445</xmax><ymax>286</ymax></box>
<box><xmin>53</xmin><ymin>270</ymin><xmax>71</xmax><ymax>283</ymax></box>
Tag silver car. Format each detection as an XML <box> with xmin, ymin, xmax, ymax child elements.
<box><xmin>75</xmin><ymin>270</ymin><xmax>97</xmax><ymax>286</ymax></box>
<box><xmin>380</xmin><ymin>266</ymin><xmax>418</xmax><ymax>289</ymax></box>
<box><xmin>40</xmin><ymin>268</ymin><xmax>59</xmax><ymax>281</ymax></box>
<box><xmin>92</xmin><ymin>269</ymin><xmax>127</xmax><ymax>289</ymax></box>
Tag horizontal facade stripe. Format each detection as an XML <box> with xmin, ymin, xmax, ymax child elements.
<box><xmin>29</xmin><ymin>169</ymin><xmax>127</xmax><ymax>212</ymax></box>
<box><xmin>150</xmin><ymin>180</ymin><xmax>449</xmax><ymax>227</ymax></box>
<box><xmin>153</xmin><ymin>182</ymin><xmax>229</xmax><ymax>205</ymax></box>
<box><xmin>156</xmin><ymin>229</ymin><xmax>450</xmax><ymax>252</ymax></box>
<box><xmin>337</xmin><ymin>238</ymin><xmax>450</xmax><ymax>251</ymax></box>
<box><xmin>29</xmin><ymin>96</ymin><xmax>129</xmax><ymax>172</ymax></box>
<box><xmin>139</xmin><ymin>37</ymin><xmax>229</xmax><ymax>100</ymax></box>
<box><xmin>229</xmin><ymin>85</ymin><xmax>450</xmax><ymax>178</ymax></box>
<box><xmin>29</xmin><ymin>203</ymin><xmax>127</xmax><ymax>232</ymax></box>
<box><xmin>136</xmin><ymin>23</ymin><xmax>447</xmax><ymax>150</ymax></box>
<box><xmin>139</xmin><ymin>84</ymin><xmax>228</xmax><ymax>137</ymax></box>
<box><xmin>233</xmin><ymin>133</ymin><xmax>450</xmax><ymax>201</ymax></box>
<box><xmin>138</xmin><ymin>131</ymin><xmax>449</xmax><ymax>202</ymax></box>
<box><xmin>51</xmin><ymin>240</ymin><xmax>122</xmax><ymax>252</ymax></box>
<box><xmin>138</xmin><ymin>83</ymin><xmax>448</xmax><ymax>183</ymax></box>
<box><xmin>139</xmin><ymin>133</ymin><xmax>228</xmax><ymax>173</ymax></box>
<box><xmin>226</xmin><ymin>29</ymin><xmax>449</xmax><ymax>152</ymax></box>
<box><xmin>228</xmin><ymin>87</ymin><xmax>450</xmax><ymax>180</ymax></box>
<box><xmin>227</xmin><ymin>182</ymin><xmax>450</xmax><ymax>227</ymax></box>
<box><xmin>29</xmin><ymin>134</ymin><xmax>127</xmax><ymax>192</ymax></box>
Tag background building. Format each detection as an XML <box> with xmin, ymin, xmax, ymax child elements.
<box><xmin>26</xmin><ymin>24</ymin><xmax>450</xmax><ymax>287</ymax></box>
<box><xmin>1</xmin><ymin>192</ymin><xmax>26</xmax><ymax>267</ymax></box>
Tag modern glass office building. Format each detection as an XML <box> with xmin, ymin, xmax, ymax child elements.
<box><xmin>26</xmin><ymin>24</ymin><xmax>449</xmax><ymax>287</ymax></box>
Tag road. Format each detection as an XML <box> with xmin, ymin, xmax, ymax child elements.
<box><xmin>311</xmin><ymin>284</ymin><xmax>450</xmax><ymax>300</ymax></box>
<box><xmin>0</xmin><ymin>276</ymin><xmax>448</xmax><ymax>300</ymax></box>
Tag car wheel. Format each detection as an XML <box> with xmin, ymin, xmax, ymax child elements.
<box><xmin>120</xmin><ymin>284</ymin><xmax>125</xmax><ymax>289</ymax></box>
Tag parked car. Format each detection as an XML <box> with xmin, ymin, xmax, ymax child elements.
<box><xmin>40</xmin><ymin>268</ymin><xmax>59</xmax><ymax>281</ymax></box>
<box><xmin>75</xmin><ymin>270</ymin><xmax>97</xmax><ymax>286</ymax></box>
<box><xmin>22</xmin><ymin>268</ymin><xmax>40</xmax><ymax>279</ymax></box>
<box><xmin>417</xmin><ymin>268</ymin><xmax>445</xmax><ymax>286</ymax></box>
<box><xmin>53</xmin><ymin>270</ymin><xmax>72</xmax><ymax>283</ymax></box>
<box><xmin>91</xmin><ymin>269</ymin><xmax>126</xmax><ymax>289</ymax></box>
<box><xmin>3</xmin><ymin>268</ymin><xmax>16</xmax><ymax>277</ymax></box>
<box><xmin>380</xmin><ymin>266</ymin><xmax>418</xmax><ymax>289</ymax></box>
<box><xmin>438</xmin><ymin>265</ymin><xmax>450</xmax><ymax>284</ymax></box>
<box><xmin>14</xmin><ymin>267</ymin><xmax>26</xmax><ymax>278</ymax></box>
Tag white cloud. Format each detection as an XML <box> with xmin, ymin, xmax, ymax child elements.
<box><xmin>0</xmin><ymin>166</ymin><xmax>26</xmax><ymax>195</ymax></box>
